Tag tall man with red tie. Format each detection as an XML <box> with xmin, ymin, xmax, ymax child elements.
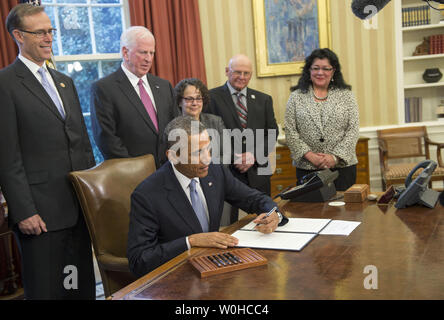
<box><xmin>91</xmin><ymin>26</ymin><xmax>178</xmax><ymax>168</ymax></box>
<box><xmin>208</xmin><ymin>54</ymin><xmax>279</xmax><ymax>223</ymax></box>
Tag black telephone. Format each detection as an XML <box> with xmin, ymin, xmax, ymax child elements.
<box><xmin>277</xmin><ymin>169</ymin><xmax>339</xmax><ymax>202</ymax></box>
<box><xmin>395</xmin><ymin>160</ymin><xmax>440</xmax><ymax>209</ymax></box>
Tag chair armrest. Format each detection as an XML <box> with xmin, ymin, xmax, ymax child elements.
<box><xmin>425</xmin><ymin>137</ymin><xmax>444</xmax><ymax>167</ymax></box>
<box><xmin>425</xmin><ymin>137</ymin><xmax>444</xmax><ymax>148</ymax></box>
<box><xmin>97</xmin><ymin>253</ymin><xmax>130</xmax><ymax>273</ymax></box>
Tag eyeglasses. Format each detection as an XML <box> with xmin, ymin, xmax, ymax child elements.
<box><xmin>19</xmin><ymin>28</ymin><xmax>56</xmax><ymax>38</ymax></box>
<box><xmin>230</xmin><ymin>70</ymin><xmax>252</xmax><ymax>77</ymax></box>
<box><xmin>310</xmin><ymin>66</ymin><xmax>334</xmax><ymax>72</ymax></box>
<box><xmin>183</xmin><ymin>96</ymin><xmax>203</xmax><ymax>104</ymax></box>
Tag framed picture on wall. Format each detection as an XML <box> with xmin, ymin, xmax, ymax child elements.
<box><xmin>252</xmin><ymin>0</ymin><xmax>332</xmax><ymax>77</ymax></box>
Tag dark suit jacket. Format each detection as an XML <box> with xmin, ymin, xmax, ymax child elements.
<box><xmin>90</xmin><ymin>67</ymin><xmax>178</xmax><ymax>168</ymax></box>
<box><xmin>0</xmin><ymin>59</ymin><xmax>95</xmax><ymax>231</ymax></box>
<box><xmin>208</xmin><ymin>83</ymin><xmax>279</xmax><ymax>193</ymax></box>
<box><xmin>127</xmin><ymin>162</ymin><xmax>287</xmax><ymax>277</ymax></box>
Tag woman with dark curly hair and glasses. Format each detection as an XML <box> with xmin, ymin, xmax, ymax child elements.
<box><xmin>173</xmin><ymin>78</ymin><xmax>226</xmax><ymax>158</ymax></box>
<box><xmin>284</xmin><ymin>48</ymin><xmax>360</xmax><ymax>191</ymax></box>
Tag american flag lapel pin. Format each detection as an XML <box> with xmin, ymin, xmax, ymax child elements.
<box><xmin>60</xmin><ymin>83</ymin><xmax>66</xmax><ymax>88</ymax></box>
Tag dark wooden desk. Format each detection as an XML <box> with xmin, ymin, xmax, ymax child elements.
<box><xmin>112</xmin><ymin>199</ymin><xmax>444</xmax><ymax>300</ymax></box>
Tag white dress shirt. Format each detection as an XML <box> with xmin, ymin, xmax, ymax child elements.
<box><xmin>121</xmin><ymin>63</ymin><xmax>157</xmax><ymax>112</ymax></box>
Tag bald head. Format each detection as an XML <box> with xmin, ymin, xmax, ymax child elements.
<box><xmin>225</xmin><ymin>54</ymin><xmax>253</xmax><ymax>91</ymax></box>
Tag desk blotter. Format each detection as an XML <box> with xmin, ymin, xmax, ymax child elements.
<box><xmin>189</xmin><ymin>248</ymin><xmax>267</xmax><ymax>278</ymax></box>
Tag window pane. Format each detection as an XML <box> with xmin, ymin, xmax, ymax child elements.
<box><xmin>93</xmin><ymin>7</ymin><xmax>122</xmax><ymax>54</ymax></box>
<box><xmin>59</xmin><ymin>7</ymin><xmax>92</xmax><ymax>55</ymax></box>
<box><xmin>83</xmin><ymin>115</ymin><xmax>104</xmax><ymax>164</ymax></box>
<box><xmin>102</xmin><ymin>60</ymin><xmax>121</xmax><ymax>76</ymax></box>
<box><xmin>42</xmin><ymin>0</ymin><xmax>55</xmax><ymax>3</ymax></box>
<box><xmin>44</xmin><ymin>6</ymin><xmax>59</xmax><ymax>56</ymax></box>
<box><xmin>91</xmin><ymin>0</ymin><xmax>120</xmax><ymax>3</ymax></box>
<box><xmin>57</xmin><ymin>61</ymin><xmax>98</xmax><ymax>114</ymax></box>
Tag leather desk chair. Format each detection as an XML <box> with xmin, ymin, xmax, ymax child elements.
<box><xmin>69</xmin><ymin>154</ymin><xmax>156</xmax><ymax>298</ymax></box>
<box><xmin>377</xmin><ymin>126</ymin><xmax>444</xmax><ymax>190</ymax></box>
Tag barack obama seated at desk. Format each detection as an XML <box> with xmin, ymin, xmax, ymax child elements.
<box><xmin>127</xmin><ymin>116</ymin><xmax>288</xmax><ymax>277</ymax></box>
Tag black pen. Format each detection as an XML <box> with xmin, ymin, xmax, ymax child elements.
<box><xmin>218</xmin><ymin>253</ymin><xmax>231</xmax><ymax>265</ymax></box>
<box><xmin>227</xmin><ymin>252</ymin><xmax>242</xmax><ymax>263</ymax></box>
<box><xmin>213</xmin><ymin>254</ymin><xmax>226</xmax><ymax>266</ymax></box>
<box><xmin>207</xmin><ymin>255</ymin><xmax>221</xmax><ymax>268</ymax></box>
<box><xmin>223</xmin><ymin>253</ymin><xmax>237</xmax><ymax>264</ymax></box>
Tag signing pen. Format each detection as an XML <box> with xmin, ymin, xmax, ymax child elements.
<box><xmin>213</xmin><ymin>255</ymin><xmax>226</xmax><ymax>266</ymax></box>
<box><xmin>223</xmin><ymin>253</ymin><xmax>237</xmax><ymax>264</ymax></box>
<box><xmin>256</xmin><ymin>206</ymin><xmax>277</xmax><ymax>226</ymax></box>
<box><xmin>227</xmin><ymin>252</ymin><xmax>242</xmax><ymax>263</ymax></box>
<box><xmin>207</xmin><ymin>255</ymin><xmax>221</xmax><ymax>268</ymax></box>
<box><xmin>218</xmin><ymin>253</ymin><xmax>231</xmax><ymax>265</ymax></box>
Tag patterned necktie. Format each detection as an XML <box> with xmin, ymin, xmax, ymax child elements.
<box><xmin>189</xmin><ymin>179</ymin><xmax>209</xmax><ymax>232</ymax></box>
<box><xmin>138</xmin><ymin>79</ymin><xmax>158</xmax><ymax>132</ymax></box>
<box><xmin>235</xmin><ymin>92</ymin><xmax>247</xmax><ymax>128</ymax></box>
<box><xmin>38</xmin><ymin>68</ymin><xmax>65</xmax><ymax>119</ymax></box>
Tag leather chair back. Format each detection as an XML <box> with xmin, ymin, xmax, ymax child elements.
<box><xmin>69</xmin><ymin>154</ymin><xmax>156</xmax><ymax>297</ymax></box>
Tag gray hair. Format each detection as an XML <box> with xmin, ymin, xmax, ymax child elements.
<box><xmin>120</xmin><ymin>26</ymin><xmax>155</xmax><ymax>57</ymax></box>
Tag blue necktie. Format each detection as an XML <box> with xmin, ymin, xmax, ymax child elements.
<box><xmin>38</xmin><ymin>68</ymin><xmax>65</xmax><ymax>119</ymax></box>
<box><xmin>189</xmin><ymin>179</ymin><xmax>209</xmax><ymax>232</ymax></box>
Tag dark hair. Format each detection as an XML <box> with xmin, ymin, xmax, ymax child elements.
<box><xmin>174</xmin><ymin>78</ymin><xmax>210</xmax><ymax>112</ymax></box>
<box><xmin>6</xmin><ymin>4</ymin><xmax>45</xmax><ymax>38</ymax></box>
<box><xmin>290</xmin><ymin>48</ymin><xmax>351</xmax><ymax>92</ymax></box>
<box><xmin>164</xmin><ymin>115</ymin><xmax>207</xmax><ymax>150</ymax></box>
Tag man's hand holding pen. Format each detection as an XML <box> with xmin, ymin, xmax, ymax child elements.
<box><xmin>253</xmin><ymin>207</ymin><xmax>280</xmax><ymax>234</ymax></box>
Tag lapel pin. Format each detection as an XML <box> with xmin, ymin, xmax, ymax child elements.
<box><xmin>155</xmin><ymin>85</ymin><xmax>160</xmax><ymax>89</ymax></box>
<box><xmin>251</xmin><ymin>94</ymin><xmax>255</xmax><ymax>99</ymax></box>
<box><xmin>209</xmin><ymin>182</ymin><xmax>213</xmax><ymax>187</ymax></box>
<box><xmin>60</xmin><ymin>83</ymin><xmax>65</xmax><ymax>88</ymax></box>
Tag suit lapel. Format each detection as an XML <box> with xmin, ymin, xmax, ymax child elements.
<box><xmin>164</xmin><ymin>163</ymin><xmax>203</xmax><ymax>234</ymax></box>
<box><xmin>200</xmin><ymin>172</ymin><xmax>219</xmax><ymax>231</ymax></box>
<box><xmin>147</xmin><ymin>74</ymin><xmax>165</xmax><ymax>132</ymax></box>
<box><xmin>115</xmin><ymin>68</ymin><xmax>158</xmax><ymax>135</ymax></box>
<box><xmin>15</xmin><ymin>60</ymin><xmax>64</xmax><ymax>122</ymax></box>
<box><xmin>245</xmin><ymin>88</ymin><xmax>257</xmax><ymax>129</ymax></box>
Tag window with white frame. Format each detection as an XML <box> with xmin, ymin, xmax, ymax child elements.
<box><xmin>42</xmin><ymin>0</ymin><xmax>129</xmax><ymax>163</ymax></box>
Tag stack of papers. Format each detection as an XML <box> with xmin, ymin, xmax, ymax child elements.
<box><xmin>231</xmin><ymin>218</ymin><xmax>361</xmax><ymax>252</ymax></box>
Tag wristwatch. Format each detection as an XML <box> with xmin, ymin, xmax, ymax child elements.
<box><xmin>275</xmin><ymin>209</ymin><xmax>283</xmax><ymax>223</ymax></box>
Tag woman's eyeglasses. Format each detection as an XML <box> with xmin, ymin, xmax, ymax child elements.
<box><xmin>183</xmin><ymin>96</ymin><xmax>203</xmax><ymax>104</ymax></box>
<box><xmin>310</xmin><ymin>66</ymin><xmax>334</xmax><ymax>72</ymax></box>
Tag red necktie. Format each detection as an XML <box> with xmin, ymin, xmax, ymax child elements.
<box><xmin>138</xmin><ymin>79</ymin><xmax>158</xmax><ymax>132</ymax></box>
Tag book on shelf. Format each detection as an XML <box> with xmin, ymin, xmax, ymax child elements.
<box><xmin>430</xmin><ymin>34</ymin><xmax>444</xmax><ymax>54</ymax></box>
<box><xmin>405</xmin><ymin>97</ymin><xmax>423</xmax><ymax>123</ymax></box>
<box><xmin>402</xmin><ymin>5</ymin><xmax>430</xmax><ymax>27</ymax></box>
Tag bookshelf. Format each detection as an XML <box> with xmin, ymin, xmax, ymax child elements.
<box><xmin>395</xmin><ymin>0</ymin><xmax>444</xmax><ymax>124</ymax></box>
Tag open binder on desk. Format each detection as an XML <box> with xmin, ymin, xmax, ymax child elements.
<box><xmin>232</xmin><ymin>218</ymin><xmax>332</xmax><ymax>251</ymax></box>
<box><xmin>231</xmin><ymin>218</ymin><xmax>361</xmax><ymax>251</ymax></box>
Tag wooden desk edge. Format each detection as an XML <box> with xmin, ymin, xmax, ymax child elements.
<box><xmin>110</xmin><ymin>199</ymin><xmax>288</xmax><ymax>300</ymax></box>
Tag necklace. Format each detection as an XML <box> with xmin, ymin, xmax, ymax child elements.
<box><xmin>313</xmin><ymin>90</ymin><xmax>328</xmax><ymax>101</ymax></box>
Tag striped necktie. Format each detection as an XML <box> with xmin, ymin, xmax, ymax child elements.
<box><xmin>234</xmin><ymin>92</ymin><xmax>247</xmax><ymax>128</ymax></box>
